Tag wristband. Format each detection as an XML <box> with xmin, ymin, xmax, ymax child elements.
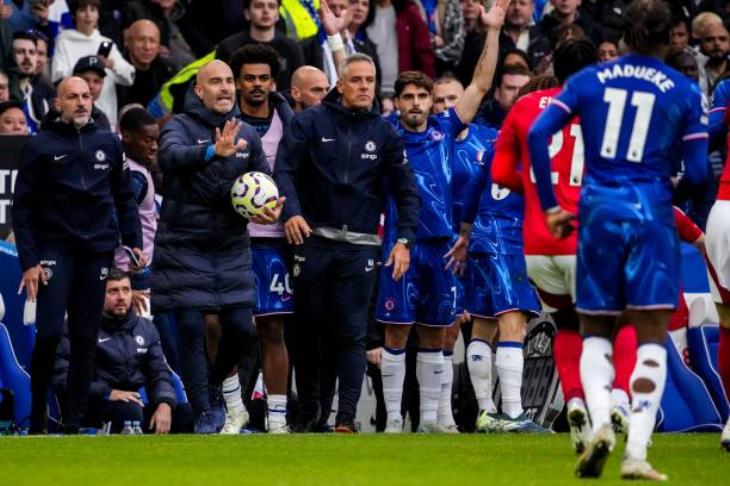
<box><xmin>327</xmin><ymin>34</ymin><xmax>345</xmax><ymax>52</ymax></box>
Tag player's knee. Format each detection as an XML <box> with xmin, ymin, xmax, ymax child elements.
<box><xmin>256</xmin><ymin>318</ymin><xmax>284</xmax><ymax>344</ymax></box>
<box><xmin>417</xmin><ymin>325</ymin><xmax>445</xmax><ymax>349</ymax></box>
<box><xmin>498</xmin><ymin>312</ymin><xmax>527</xmax><ymax>342</ymax></box>
<box><xmin>579</xmin><ymin>315</ymin><xmax>616</xmax><ymax>339</ymax></box>
<box><xmin>385</xmin><ymin>324</ymin><xmax>410</xmax><ymax>348</ymax></box>
<box><xmin>443</xmin><ymin>330</ymin><xmax>459</xmax><ymax>352</ymax></box>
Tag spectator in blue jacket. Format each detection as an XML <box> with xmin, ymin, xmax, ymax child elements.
<box><xmin>12</xmin><ymin>76</ymin><xmax>144</xmax><ymax>434</ymax></box>
<box><xmin>151</xmin><ymin>60</ymin><xmax>284</xmax><ymax>434</ymax></box>
<box><xmin>53</xmin><ymin>268</ymin><xmax>193</xmax><ymax>434</ymax></box>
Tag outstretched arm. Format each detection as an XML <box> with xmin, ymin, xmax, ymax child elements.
<box><xmin>454</xmin><ymin>0</ymin><xmax>509</xmax><ymax>125</ymax></box>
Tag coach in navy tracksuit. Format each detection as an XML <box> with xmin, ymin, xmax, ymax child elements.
<box><xmin>274</xmin><ymin>53</ymin><xmax>419</xmax><ymax>432</ymax></box>
<box><xmin>12</xmin><ymin>77</ymin><xmax>144</xmax><ymax>434</ymax></box>
<box><xmin>152</xmin><ymin>60</ymin><xmax>283</xmax><ymax>433</ymax></box>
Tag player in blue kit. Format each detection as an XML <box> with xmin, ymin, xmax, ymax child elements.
<box><xmin>376</xmin><ymin>0</ymin><xmax>507</xmax><ymax>434</ymax></box>
<box><xmin>445</xmin><ymin>84</ymin><xmax>545</xmax><ymax>435</ymax></box>
<box><xmin>430</xmin><ymin>76</ymin><xmax>498</xmax><ymax>432</ymax></box>
<box><xmin>527</xmin><ymin>0</ymin><xmax>709</xmax><ymax>480</ymax></box>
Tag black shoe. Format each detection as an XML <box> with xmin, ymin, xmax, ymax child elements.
<box><xmin>290</xmin><ymin>417</ymin><xmax>317</xmax><ymax>433</ymax></box>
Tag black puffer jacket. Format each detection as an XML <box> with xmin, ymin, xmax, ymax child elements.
<box><xmin>54</xmin><ymin>311</ymin><xmax>177</xmax><ymax>407</ymax></box>
<box><xmin>151</xmin><ymin>90</ymin><xmax>269</xmax><ymax>312</ymax></box>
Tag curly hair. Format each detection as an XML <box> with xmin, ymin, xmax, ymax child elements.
<box><xmin>229</xmin><ymin>44</ymin><xmax>281</xmax><ymax>80</ymax></box>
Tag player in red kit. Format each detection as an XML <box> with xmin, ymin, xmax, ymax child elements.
<box><xmin>705</xmin><ymin>106</ymin><xmax>730</xmax><ymax>451</ymax></box>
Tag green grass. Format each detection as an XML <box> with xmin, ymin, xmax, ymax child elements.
<box><xmin>0</xmin><ymin>433</ymin><xmax>726</xmax><ymax>485</ymax></box>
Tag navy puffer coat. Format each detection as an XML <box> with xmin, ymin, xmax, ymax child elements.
<box><xmin>151</xmin><ymin>91</ymin><xmax>269</xmax><ymax>312</ymax></box>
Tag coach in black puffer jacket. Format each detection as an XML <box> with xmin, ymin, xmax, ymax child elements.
<box><xmin>151</xmin><ymin>61</ymin><xmax>277</xmax><ymax>427</ymax></box>
<box><xmin>152</xmin><ymin>74</ymin><xmax>269</xmax><ymax>314</ymax></box>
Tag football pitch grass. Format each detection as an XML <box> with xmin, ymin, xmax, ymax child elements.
<box><xmin>0</xmin><ymin>433</ymin><xmax>726</xmax><ymax>485</ymax></box>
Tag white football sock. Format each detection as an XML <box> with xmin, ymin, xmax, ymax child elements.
<box><xmin>417</xmin><ymin>349</ymin><xmax>444</xmax><ymax>424</ymax></box>
<box><xmin>222</xmin><ymin>374</ymin><xmax>245</xmax><ymax>414</ymax></box>
<box><xmin>580</xmin><ymin>336</ymin><xmax>615</xmax><ymax>434</ymax></box>
<box><xmin>496</xmin><ymin>342</ymin><xmax>524</xmax><ymax>419</ymax></box>
<box><xmin>438</xmin><ymin>352</ymin><xmax>456</xmax><ymax>427</ymax></box>
<box><xmin>381</xmin><ymin>347</ymin><xmax>406</xmax><ymax>422</ymax></box>
<box><xmin>467</xmin><ymin>339</ymin><xmax>497</xmax><ymax>414</ymax></box>
<box><xmin>611</xmin><ymin>388</ymin><xmax>630</xmax><ymax>410</ymax></box>
<box><xmin>267</xmin><ymin>394</ymin><xmax>287</xmax><ymax>427</ymax></box>
<box><xmin>626</xmin><ymin>344</ymin><xmax>667</xmax><ymax>461</ymax></box>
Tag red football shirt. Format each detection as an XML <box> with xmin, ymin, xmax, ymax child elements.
<box><xmin>492</xmin><ymin>87</ymin><xmax>582</xmax><ymax>255</ymax></box>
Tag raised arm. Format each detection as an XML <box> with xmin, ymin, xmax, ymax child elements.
<box><xmin>454</xmin><ymin>0</ymin><xmax>508</xmax><ymax>125</ymax></box>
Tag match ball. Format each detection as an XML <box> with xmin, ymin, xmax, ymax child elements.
<box><xmin>231</xmin><ymin>171</ymin><xmax>279</xmax><ymax>220</ymax></box>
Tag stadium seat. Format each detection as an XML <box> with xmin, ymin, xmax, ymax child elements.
<box><xmin>658</xmin><ymin>335</ymin><xmax>723</xmax><ymax>432</ymax></box>
<box><xmin>687</xmin><ymin>325</ymin><xmax>729</xmax><ymax>421</ymax></box>
<box><xmin>138</xmin><ymin>370</ymin><xmax>187</xmax><ymax>406</ymax></box>
<box><xmin>0</xmin><ymin>323</ymin><xmax>31</xmax><ymax>427</ymax></box>
<box><xmin>0</xmin><ymin>242</ymin><xmax>35</xmax><ymax>369</ymax></box>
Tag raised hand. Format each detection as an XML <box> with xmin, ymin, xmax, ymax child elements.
<box><xmin>214</xmin><ymin>119</ymin><xmax>247</xmax><ymax>158</ymax></box>
<box><xmin>319</xmin><ymin>0</ymin><xmax>348</xmax><ymax>36</ymax></box>
<box><xmin>480</xmin><ymin>0</ymin><xmax>509</xmax><ymax>30</ymax></box>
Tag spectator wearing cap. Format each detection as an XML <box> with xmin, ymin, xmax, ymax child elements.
<box><xmin>52</xmin><ymin>0</ymin><xmax>135</xmax><ymax>130</ymax></box>
<box><xmin>73</xmin><ymin>55</ymin><xmax>111</xmax><ymax>131</ymax></box>
<box><xmin>117</xmin><ymin>20</ymin><xmax>175</xmax><ymax>110</ymax></box>
<box><xmin>13</xmin><ymin>31</ymin><xmax>54</xmax><ymax>134</ymax></box>
<box><xmin>0</xmin><ymin>100</ymin><xmax>28</xmax><ymax>135</ymax></box>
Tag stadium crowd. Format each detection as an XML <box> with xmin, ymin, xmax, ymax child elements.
<box><xmin>3</xmin><ymin>0</ymin><xmax>730</xmax><ymax>477</ymax></box>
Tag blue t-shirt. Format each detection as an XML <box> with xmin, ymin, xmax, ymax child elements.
<box><xmin>385</xmin><ymin>107</ymin><xmax>466</xmax><ymax>241</ymax></box>
<box><xmin>452</xmin><ymin>123</ymin><xmax>498</xmax><ymax>233</ymax></box>
<box><xmin>461</xmin><ymin>140</ymin><xmax>525</xmax><ymax>256</ymax></box>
